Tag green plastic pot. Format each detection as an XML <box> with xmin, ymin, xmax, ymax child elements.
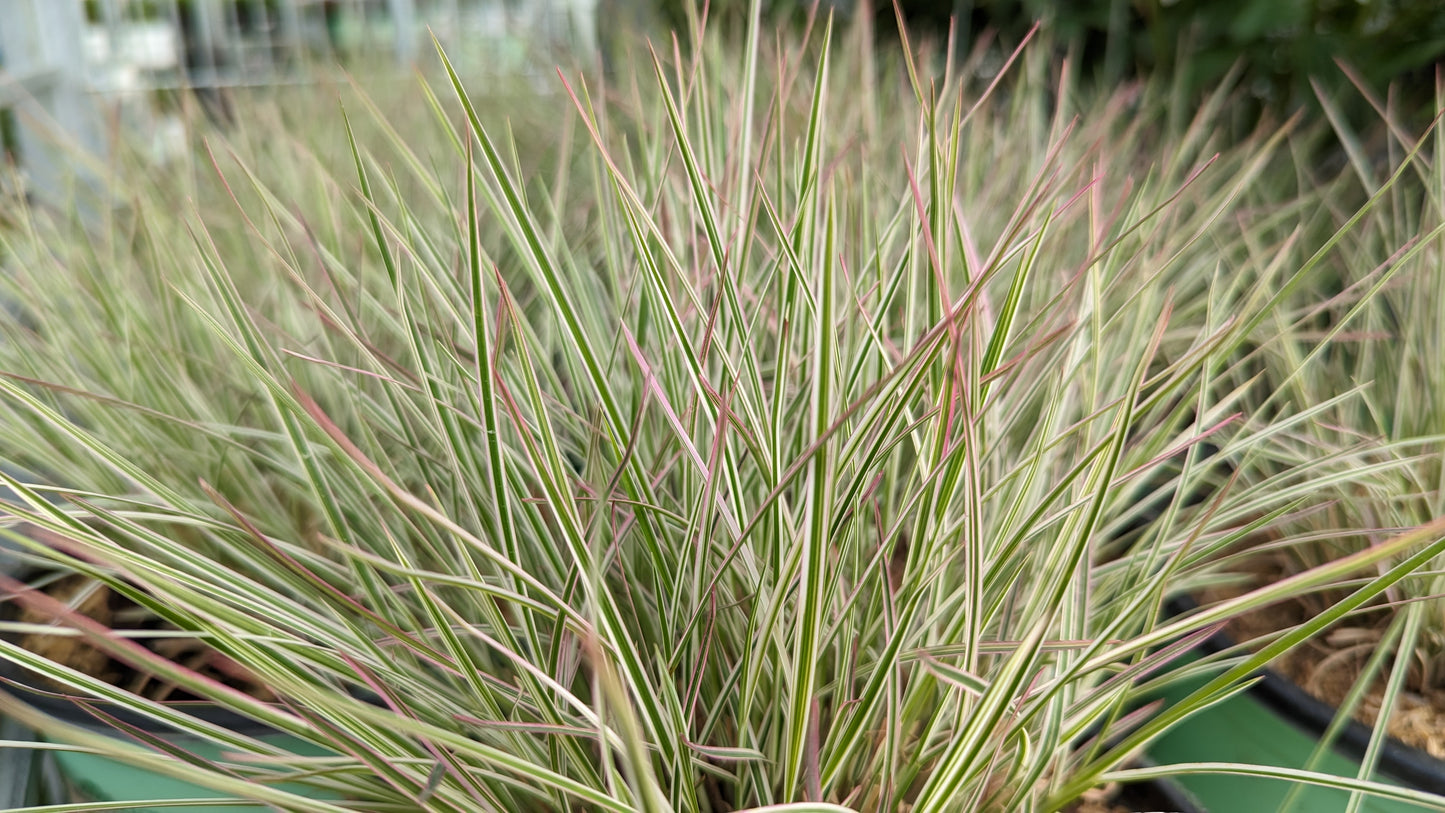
<box><xmin>1148</xmin><ymin>635</ymin><xmax>1445</xmax><ymax>811</ymax></box>
<box><xmin>0</xmin><ymin>532</ymin><xmax>337</xmax><ymax>810</ymax></box>
<box><xmin>0</xmin><ymin>652</ymin><xmax>341</xmax><ymax>811</ymax></box>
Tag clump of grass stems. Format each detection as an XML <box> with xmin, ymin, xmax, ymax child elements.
<box><xmin>1</xmin><ymin>9</ymin><xmax>1444</xmax><ymax>811</ymax></box>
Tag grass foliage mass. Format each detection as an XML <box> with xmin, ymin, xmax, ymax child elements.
<box><xmin>1</xmin><ymin>6</ymin><xmax>1444</xmax><ymax>811</ymax></box>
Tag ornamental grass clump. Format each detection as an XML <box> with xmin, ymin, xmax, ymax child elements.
<box><xmin>2</xmin><ymin>10</ymin><xmax>1445</xmax><ymax>811</ymax></box>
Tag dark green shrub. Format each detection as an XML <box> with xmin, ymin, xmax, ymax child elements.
<box><xmin>651</xmin><ymin>0</ymin><xmax>1444</xmax><ymax>123</ymax></box>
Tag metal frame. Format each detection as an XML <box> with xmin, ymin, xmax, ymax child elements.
<box><xmin>2</xmin><ymin>0</ymin><xmax>602</xmax><ymax>206</ymax></box>
<box><xmin>0</xmin><ymin>0</ymin><xmax>104</xmax><ymax>206</ymax></box>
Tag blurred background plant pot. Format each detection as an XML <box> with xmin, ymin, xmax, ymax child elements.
<box><xmin>1147</xmin><ymin>605</ymin><xmax>1445</xmax><ymax>812</ymax></box>
<box><xmin>0</xmin><ymin>665</ymin><xmax>336</xmax><ymax>811</ymax></box>
<box><xmin>0</xmin><ymin>509</ymin><xmax>335</xmax><ymax>811</ymax></box>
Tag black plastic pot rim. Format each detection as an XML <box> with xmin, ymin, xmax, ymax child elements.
<box><xmin>1120</xmin><ymin>763</ymin><xmax>1208</xmax><ymax>813</ymax></box>
<box><xmin>0</xmin><ymin>660</ymin><xmax>300</xmax><ymax>738</ymax></box>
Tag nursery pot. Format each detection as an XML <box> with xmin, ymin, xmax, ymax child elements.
<box><xmin>0</xmin><ymin>540</ymin><xmax>333</xmax><ymax>811</ymax></box>
<box><xmin>1146</xmin><ymin>600</ymin><xmax>1445</xmax><ymax>812</ymax></box>
<box><xmin>0</xmin><ymin>664</ymin><xmax>336</xmax><ymax>812</ymax></box>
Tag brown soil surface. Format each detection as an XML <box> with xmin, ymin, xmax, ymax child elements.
<box><xmin>10</xmin><ymin>573</ymin><xmax>274</xmax><ymax>703</ymax></box>
<box><xmin>1204</xmin><ymin>555</ymin><xmax>1445</xmax><ymax>760</ymax></box>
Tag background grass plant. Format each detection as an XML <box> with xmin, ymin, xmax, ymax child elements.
<box><xmin>0</xmin><ymin>8</ymin><xmax>1443</xmax><ymax>811</ymax></box>
<box><xmin>1187</xmin><ymin>69</ymin><xmax>1445</xmax><ymax>811</ymax></box>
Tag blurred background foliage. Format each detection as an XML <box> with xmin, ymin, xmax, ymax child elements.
<box><xmin>648</xmin><ymin>0</ymin><xmax>1445</xmax><ymax>126</ymax></box>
